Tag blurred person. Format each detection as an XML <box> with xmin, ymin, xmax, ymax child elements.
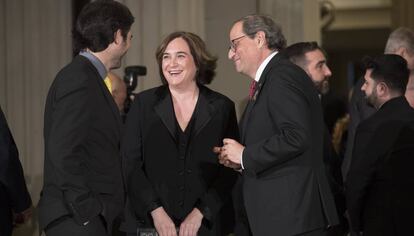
<box><xmin>0</xmin><ymin>106</ymin><xmax>32</xmax><ymax>236</ymax></box>
<box><xmin>215</xmin><ymin>15</ymin><xmax>338</xmax><ymax>236</ymax></box>
<box><xmin>122</xmin><ymin>31</ymin><xmax>238</xmax><ymax>236</ymax></box>
<box><xmin>346</xmin><ymin>54</ymin><xmax>414</xmax><ymax>236</ymax></box>
<box><xmin>385</xmin><ymin>27</ymin><xmax>414</xmax><ymax>107</ymax></box>
<box><xmin>38</xmin><ymin>1</ymin><xmax>134</xmax><ymax>236</ymax></box>
<box><xmin>106</xmin><ymin>72</ymin><xmax>128</xmax><ymax>113</ymax></box>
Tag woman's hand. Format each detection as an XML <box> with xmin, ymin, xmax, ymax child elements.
<box><xmin>179</xmin><ymin>208</ymin><xmax>203</xmax><ymax>236</ymax></box>
<box><xmin>151</xmin><ymin>207</ymin><xmax>177</xmax><ymax>236</ymax></box>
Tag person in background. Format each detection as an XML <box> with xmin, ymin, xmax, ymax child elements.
<box><xmin>282</xmin><ymin>42</ymin><xmax>332</xmax><ymax>96</ymax></box>
<box><xmin>346</xmin><ymin>54</ymin><xmax>414</xmax><ymax>236</ymax></box>
<box><xmin>39</xmin><ymin>1</ymin><xmax>134</xmax><ymax>235</ymax></box>
<box><xmin>342</xmin><ymin>27</ymin><xmax>414</xmax><ymax>181</ymax></box>
<box><xmin>123</xmin><ymin>31</ymin><xmax>238</xmax><ymax>236</ymax></box>
<box><xmin>282</xmin><ymin>41</ymin><xmax>347</xmax><ymax>236</ymax></box>
<box><xmin>0</xmin><ymin>106</ymin><xmax>32</xmax><ymax>236</ymax></box>
<box><xmin>384</xmin><ymin>27</ymin><xmax>414</xmax><ymax>107</ymax></box>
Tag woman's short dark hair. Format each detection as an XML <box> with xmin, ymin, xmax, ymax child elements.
<box><xmin>238</xmin><ymin>14</ymin><xmax>286</xmax><ymax>51</ymax></box>
<box><xmin>73</xmin><ymin>0</ymin><xmax>134</xmax><ymax>54</ymax></box>
<box><xmin>156</xmin><ymin>31</ymin><xmax>217</xmax><ymax>85</ymax></box>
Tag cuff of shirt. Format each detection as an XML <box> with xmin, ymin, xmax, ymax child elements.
<box><xmin>240</xmin><ymin>148</ymin><xmax>245</xmax><ymax>170</ymax></box>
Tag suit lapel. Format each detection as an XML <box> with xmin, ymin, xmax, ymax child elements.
<box><xmin>98</xmin><ymin>77</ymin><xmax>123</xmax><ymax>128</ymax></box>
<box><xmin>153</xmin><ymin>85</ymin><xmax>216</xmax><ymax>141</ymax></box>
<box><xmin>192</xmin><ymin>86</ymin><xmax>215</xmax><ymax>138</ymax></box>
<box><xmin>82</xmin><ymin>56</ymin><xmax>122</xmax><ymax>135</ymax></box>
<box><xmin>154</xmin><ymin>86</ymin><xmax>177</xmax><ymax>142</ymax></box>
<box><xmin>240</xmin><ymin>55</ymin><xmax>278</xmax><ymax>143</ymax></box>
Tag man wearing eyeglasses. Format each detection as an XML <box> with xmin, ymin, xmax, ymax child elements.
<box><xmin>215</xmin><ymin>15</ymin><xmax>338</xmax><ymax>236</ymax></box>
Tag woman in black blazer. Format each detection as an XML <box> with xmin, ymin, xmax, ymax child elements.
<box><xmin>122</xmin><ymin>31</ymin><xmax>238</xmax><ymax>236</ymax></box>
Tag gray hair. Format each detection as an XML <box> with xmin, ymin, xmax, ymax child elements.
<box><xmin>237</xmin><ymin>14</ymin><xmax>287</xmax><ymax>51</ymax></box>
<box><xmin>384</xmin><ymin>27</ymin><xmax>414</xmax><ymax>54</ymax></box>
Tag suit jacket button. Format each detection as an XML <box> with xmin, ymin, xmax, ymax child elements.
<box><xmin>186</xmin><ymin>169</ymin><xmax>192</xmax><ymax>174</ymax></box>
<box><xmin>179</xmin><ymin>171</ymin><xmax>184</xmax><ymax>176</ymax></box>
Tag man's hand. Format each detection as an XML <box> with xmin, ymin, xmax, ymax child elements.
<box><xmin>13</xmin><ymin>206</ymin><xmax>33</xmax><ymax>226</ymax></box>
<box><xmin>214</xmin><ymin>138</ymin><xmax>244</xmax><ymax>169</ymax></box>
<box><xmin>151</xmin><ymin>207</ymin><xmax>177</xmax><ymax>236</ymax></box>
<box><xmin>179</xmin><ymin>208</ymin><xmax>203</xmax><ymax>236</ymax></box>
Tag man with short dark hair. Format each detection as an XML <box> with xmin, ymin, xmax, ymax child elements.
<box><xmin>39</xmin><ymin>1</ymin><xmax>134</xmax><ymax>235</ymax></box>
<box><xmin>343</xmin><ymin>27</ymin><xmax>414</xmax><ymax>181</ymax></box>
<box><xmin>215</xmin><ymin>15</ymin><xmax>338</xmax><ymax>236</ymax></box>
<box><xmin>282</xmin><ymin>42</ymin><xmax>332</xmax><ymax>95</ymax></box>
<box><xmin>346</xmin><ymin>54</ymin><xmax>414</xmax><ymax>236</ymax></box>
<box><xmin>283</xmin><ymin>42</ymin><xmax>348</xmax><ymax>236</ymax></box>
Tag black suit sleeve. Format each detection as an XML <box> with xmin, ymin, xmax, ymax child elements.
<box><xmin>0</xmin><ymin>108</ymin><xmax>32</xmax><ymax>213</ymax></box>
<box><xmin>123</xmin><ymin>97</ymin><xmax>162</xmax><ymax>218</ymax></box>
<box><xmin>243</xmin><ymin>68</ymin><xmax>310</xmax><ymax>175</ymax></box>
<box><xmin>345</xmin><ymin>124</ymin><xmax>375</xmax><ymax>231</ymax></box>
<box><xmin>47</xmin><ymin>76</ymin><xmax>102</xmax><ymax>224</ymax></box>
<box><xmin>196</xmin><ymin>101</ymin><xmax>239</xmax><ymax>223</ymax></box>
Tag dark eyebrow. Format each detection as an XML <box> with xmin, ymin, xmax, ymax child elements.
<box><xmin>316</xmin><ymin>60</ymin><xmax>326</xmax><ymax>66</ymax></box>
<box><xmin>163</xmin><ymin>51</ymin><xmax>189</xmax><ymax>55</ymax></box>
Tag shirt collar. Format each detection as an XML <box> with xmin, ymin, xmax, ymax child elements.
<box><xmin>254</xmin><ymin>51</ymin><xmax>277</xmax><ymax>82</ymax></box>
<box><xmin>79</xmin><ymin>50</ymin><xmax>107</xmax><ymax>80</ymax></box>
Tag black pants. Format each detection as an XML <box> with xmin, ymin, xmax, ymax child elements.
<box><xmin>45</xmin><ymin>216</ymin><xmax>108</xmax><ymax>236</ymax></box>
<box><xmin>296</xmin><ymin>228</ymin><xmax>326</xmax><ymax>236</ymax></box>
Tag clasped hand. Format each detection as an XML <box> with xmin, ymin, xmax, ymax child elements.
<box><xmin>213</xmin><ymin>138</ymin><xmax>244</xmax><ymax>170</ymax></box>
<box><xmin>151</xmin><ymin>207</ymin><xmax>203</xmax><ymax>236</ymax></box>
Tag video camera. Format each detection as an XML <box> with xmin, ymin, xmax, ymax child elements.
<box><xmin>123</xmin><ymin>65</ymin><xmax>147</xmax><ymax>113</ymax></box>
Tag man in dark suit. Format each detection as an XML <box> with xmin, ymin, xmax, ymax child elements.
<box><xmin>282</xmin><ymin>42</ymin><xmax>348</xmax><ymax>236</ymax></box>
<box><xmin>0</xmin><ymin>106</ymin><xmax>32</xmax><ymax>236</ymax></box>
<box><xmin>38</xmin><ymin>1</ymin><xmax>134</xmax><ymax>235</ymax></box>
<box><xmin>216</xmin><ymin>15</ymin><xmax>338</xmax><ymax>236</ymax></box>
<box><xmin>342</xmin><ymin>27</ymin><xmax>414</xmax><ymax>181</ymax></box>
<box><xmin>346</xmin><ymin>54</ymin><xmax>414</xmax><ymax>236</ymax></box>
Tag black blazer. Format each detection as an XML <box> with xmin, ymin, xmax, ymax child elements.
<box><xmin>239</xmin><ymin>54</ymin><xmax>338</xmax><ymax>236</ymax></box>
<box><xmin>38</xmin><ymin>55</ymin><xmax>124</xmax><ymax>232</ymax></box>
<box><xmin>122</xmin><ymin>85</ymin><xmax>238</xmax><ymax>235</ymax></box>
<box><xmin>346</xmin><ymin>96</ymin><xmax>414</xmax><ymax>235</ymax></box>
<box><xmin>0</xmin><ymin>107</ymin><xmax>32</xmax><ymax>236</ymax></box>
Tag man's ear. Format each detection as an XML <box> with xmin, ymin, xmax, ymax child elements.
<box><xmin>377</xmin><ymin>81</ymin><xmax>388</xmax><ymax>96</ymax></box>
<box><xmin>113</xmin><ymin>29</ymin><xmax>123</xmax><ymax>45</ymax></box>
<box><xmin>256</xmin><ymin>31</ymin><xmax>266</xmax><ymax>48</ymax></box>
<box><xmin>395</xmin><ymin>46</ymin><xmax>409</xmax><ymax>59</ymax></box>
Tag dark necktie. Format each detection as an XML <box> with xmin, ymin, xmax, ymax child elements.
<box><xmin>249</xmin><ymin>81</ymin><xmax>257</xmax><ymax>99</ymax></box>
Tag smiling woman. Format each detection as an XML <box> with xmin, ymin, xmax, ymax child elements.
<box><xmin>122</xmin><ymin>31</ymin><xmax>239</xmax><ymax>236</ymax></box>
<box><xmin>160</xmin><ymin>38</ymin><xmax>197</xmax><ymax>89</ymax></box>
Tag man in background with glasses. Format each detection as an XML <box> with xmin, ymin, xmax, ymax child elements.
<box><xmin>215</xmin><ymin>14</ymin><xmax>338</xmax><ymax>236</ymax></box>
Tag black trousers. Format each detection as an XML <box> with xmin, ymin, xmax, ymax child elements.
<box><xmin>45</xmin><ymin>216</ymin><xmax>108</xmax><ymax>236</ymax></box>
<box><xmin>296</xmin><ymin>228</ymin><xmax>326</xmax><ymax>236</ymax></box>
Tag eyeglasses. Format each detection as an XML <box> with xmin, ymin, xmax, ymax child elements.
<box><xmin>228</xmin><ymin>35</ymin><xmax>248</xmax><ymax>52</ymax></box>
